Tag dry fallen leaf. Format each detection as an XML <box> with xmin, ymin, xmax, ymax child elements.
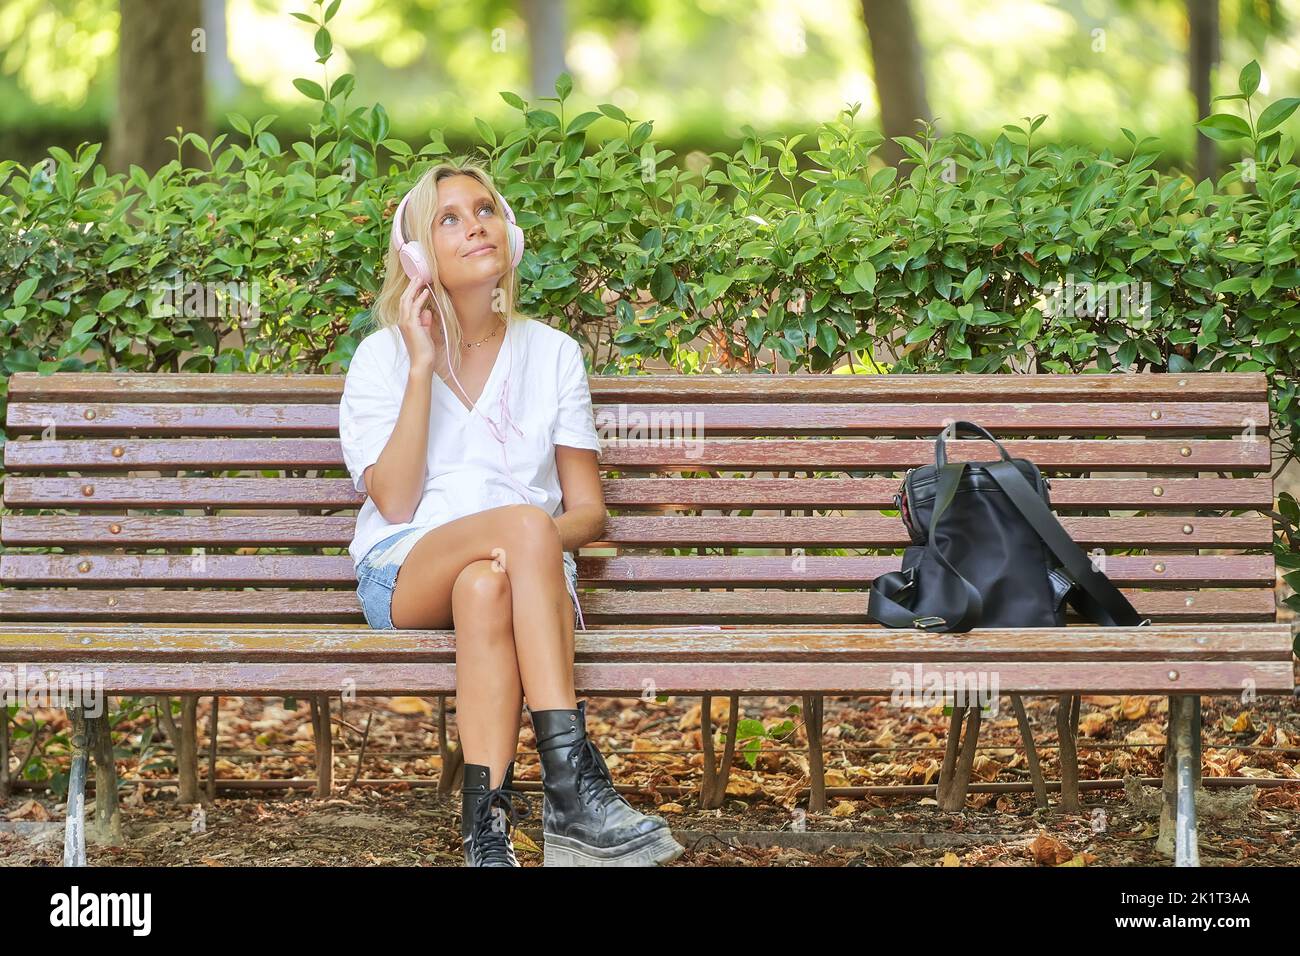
<box><xmin>831</xmin><ymin>800</ymin><xmax>857</xmax><ymax>817</ymax></box>
<box><xmin>1125</xmin><ymin>722</ymin><xmax>1166</xmax><ymax>746</ymax></box>
<box><xmin>389</xmin><ymin>697</ymin><xmax>433</xmax><ymax>716</ymax></box>
<box><xmin>1120</xmin><ymin>696</ymin><xmax>1150</xmax><ymax>721</ymax></box>
<box><xmin>676</xmin><ymin>698</ymin><xmax>738</xmax><ymax>732</ymax></box>
<box><xmin>656</xmin><ymin>802</ymin><xmax>685</xmax><ymax>814</ymax></box>
<box><xmin>725</xmin><ymin>775</ymin><xmax>761</xmax><ymax>796</ymax></box>
<box><xmin>6</xmin><ymin>799</ymin><xmax>51</xmax><ymax>822</ymax></box>
<box><xmin>824</xmin><ymin>769</ymin><xmax>852</xmax><ymax>788</ymax></box>
<box><xmin>1056</xmin><ymin>852</ymin><xmax>1097</xmax><ymax>867</ymax></box>
<box><xmin>513</xmin><ymin>829</ymin><xmax>541</xmax><ymax>853</ymax></box>
<box><xmin>940</xmin><ymin>851</ymin><xmax>961</xmax><ymax>867</ymax></box>
<box><xmin>1030</xmin><ymin>831</ymin><xmax>1073</xmax><ymax>865</ymax></box>
<box><xmin>1079</xmin><ymin>712</ymin><xmax>1112</xmax><ymax>738</ymax></box>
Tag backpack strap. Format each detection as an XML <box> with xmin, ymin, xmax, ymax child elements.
<box><xmin>984</xmin><ymin>459</ymin><xmax>1150</xmax><ymax>627</ymax></box>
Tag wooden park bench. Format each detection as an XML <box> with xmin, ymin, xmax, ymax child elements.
<box><xmin>0</xmin><ymin>367</ymin><xmax>1293</xmax><ymax>867</ymax></box>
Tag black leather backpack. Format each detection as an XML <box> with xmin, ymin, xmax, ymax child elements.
<box><xmin>867</xmin><ymin>421</ymin><xmax>1151</xmax><ymax>633</ymax></box>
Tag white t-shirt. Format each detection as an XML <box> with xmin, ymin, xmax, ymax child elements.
<box><xmin>338</xmin><ymin>315</ymin><xmax>602</xmax><ymax>570</ymax></box>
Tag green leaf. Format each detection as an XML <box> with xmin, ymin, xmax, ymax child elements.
<box><xmin>1257</xmin><ymin>98</ymin><xmax>1300</xmax><ymax>134</ymax></box>
<box><xmin>993</xmin><ymin>134</ymin><xmax>1013</xmax><ymax>170</ymax></box>
<box><xmin>853</xmin><ymin>261</ymin><xmax>877</xmax><ymax>293</ymax></box>
<box><xmin>314</xmin><ymin>26</ymin><xmax>332</xmax><ymax>60</ymax></box>
<box><xmin>97</xmin><ymin>289</ymin><xmax>129</xmax><ymax>312</ymax></box>
<box><xmin>1195</xmin><ymin>113</ymin><xmax>1251</xmax><ymax>141</ymax></box>
<box><xmin>329</xmin><ymin>73</ymin><xmax>354</xmax><ymax>100</ymax></box>
<box><xmin>1238</xmin><ymin>61</ymin><xmax>1261</xmax><ymax>98</ymax></box>
<box><xmin>816</xmin><ymin>322</ymin><xmax>838</xmax><ymax>356</ymax></box>
<box><xmin>554</xmin><ymin>71</ymin><xmax>573</xmax><ymax>101</ymax></box>
<box><xmin>500</xmin><ymin>91</ymin><xmax>526</xmax><ymax>111</ymax></box>
<box><xmin>368</xmin><ymin>103</ymin><xmax>389</xmax><ymax>143</ymax></box>
<box><xmin>566</xmin><ymin>111</ymin><xmax>601</xmax><ymax>134</ymax></box>
<box><xmin>13</xmin><ymin>276</ymin><xmax>38</xmax><ymax>307</ymax></box>
<box><xmin>293</xmin><ymin>78</ymin><xmax>325</xmax><ymax>102</ymax></box>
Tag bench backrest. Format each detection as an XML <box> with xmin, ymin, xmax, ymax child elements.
<box><xmin>0</xmin><ymin>370</ymin><xmax>1277</xmax><ymax>628</ymax></box>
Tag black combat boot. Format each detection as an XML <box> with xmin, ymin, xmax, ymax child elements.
<box><xmin>528</xmin><ymin>699</ymin><xmax>685</xmax><ymax>866</ymax></box>
<box><xmin>460</xmin><ymin>761</ymin><xmax>527</xmax><ymax>867</ymax></box>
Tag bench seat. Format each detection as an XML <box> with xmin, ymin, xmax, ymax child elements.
<box><xmin>2</xmin><ymin>367</ymin><xmax>1293</xmax><ymax>868</ymax></box>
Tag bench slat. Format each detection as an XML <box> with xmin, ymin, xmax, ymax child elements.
<box><xmin>0</xmin><ymin>554</ymin><xmax>1275</xmax><ymax>587</ymax></box>
<box><xmin>1</xmin><ymin>623</ymin><xmax>1288</xmax><ymax>662</ymax></box>
<box><xmin>5</xmin><ymin>400</ymin><xmax>1270</xmax><ymax>436</ymax></box>
<box><xmin>0</xmin><ymin>588</ymin><xmax>1275</xmax><ymax>622</ymax></box>
<box><xmin>4</xmin><ymin>660</ymin><xmax>1289</xmax><ymax>695</ymax></box>
<box><xmin>0</xmin><ymin>476</ymin><xmax>1277</xmax><ymax>510</ymax></box>
<box><xmin>7</xmin><ymin>371</ymin><xmax>1268</xmax><ymax>404</ymax></box>
<box><xmin>1</xmin><ymin>437</ymin><xmax>1272</xmax><ymax>471</ymax></box>
<box><xmin>0</xmin><ymin>514</ymin><xmax>1275</xmax><ymax>547</ymax></box>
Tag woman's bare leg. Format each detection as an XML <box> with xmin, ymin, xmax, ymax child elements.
<box><xmin>446</xmin><ymin>560</ymin><xmax>523</xmax><ymax>785</ymax></box>
<box><xmin>388</xmin><ymin>503</ymin><xmax>578</xmax><ymax>785</ymax></box>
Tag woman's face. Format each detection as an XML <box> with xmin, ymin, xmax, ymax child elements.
<box><xmin>429</xmin><ymin>174</ymin><xmax>509</xmax><ymax>292</ymax></box>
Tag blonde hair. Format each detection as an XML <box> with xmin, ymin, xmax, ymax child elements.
<box><xmin>371</xmin><ymin>158</ymin><xmax>522</xmax><ymax>377</ymax></box>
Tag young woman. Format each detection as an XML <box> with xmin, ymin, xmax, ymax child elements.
<box><xmin>337</xmin><ymin>160</ymin><xmax>683</xmax><ymax>868</ymax></box>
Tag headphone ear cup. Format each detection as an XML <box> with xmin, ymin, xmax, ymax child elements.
<box><xmin>496</xmin><ymin>191</ymin><xmax>525</xmax><ymax>269</ymax></box>
<box><xmin>507</xmin><ymin>222</ymin><xmax>524</xmax><ymax>268</ymax></box>
<box><xmin>399</xmin><ymin>242</ymin><xmax>432</xmax><ymax>287</ymax></box>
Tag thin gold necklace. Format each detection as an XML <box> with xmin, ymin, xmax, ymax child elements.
<box><xmin>462</xmin><ymin>321</ymin><xmax>503</xmax><ymax>349</ymax></box>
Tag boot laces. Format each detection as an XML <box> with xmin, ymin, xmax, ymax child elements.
<box><xmin>468</xmin><ymin>782</ymin><xmax>527</xmax><ymax>866</ymax></box>
<box><xmin>569</xmin><ymin>737</ymin><xmax>629</xmax><ymax>811</ymax></box>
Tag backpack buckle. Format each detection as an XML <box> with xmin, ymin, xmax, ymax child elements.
<box><xmin>912</xmin><ymin>615</ymin><xmax>946</xmax><ymax>629</ymax></box>
<box><xmin>894</xmin><ymin>565</ymin><xmax>917</xmax><ymax>593</ymax></box>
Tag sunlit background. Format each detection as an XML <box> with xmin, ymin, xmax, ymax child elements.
<box><xmin>1</xmin><ymin>0</ymin><xmax>1297</xmax><ymax>168</ymax></box>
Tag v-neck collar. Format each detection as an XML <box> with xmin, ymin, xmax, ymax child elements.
<box><xmin>431</xmin><ymin>317</ymin><xmax>515</xmax><ymax>418</ymax></box>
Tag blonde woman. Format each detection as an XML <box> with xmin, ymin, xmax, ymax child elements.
<box><xmin>337</xmin><ymin>160</ymin><xmax>683</xmax><ymax>868</ymax></box>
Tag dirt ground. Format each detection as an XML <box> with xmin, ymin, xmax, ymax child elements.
<box><xmin>3</xmin><ymin>686</ymin><xmax>1297</xmax><ymax>867</ymax></box>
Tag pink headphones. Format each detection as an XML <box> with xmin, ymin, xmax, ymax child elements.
<box><xmin>390</xmin><ymin>185</ymin><xmax>524</xmax><ymax>281</ymax></box>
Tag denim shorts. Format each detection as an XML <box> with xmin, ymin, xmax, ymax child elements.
<box><xmin>355</xmin><ymin>526</ymin><xmax>581</xmax><ymax>630</ymax></box>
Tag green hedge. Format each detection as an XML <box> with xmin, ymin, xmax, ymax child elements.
<box><xmin>1</xmin><ymin>4</ymin><xmax>1297</xmax><ymax>620</ymax></box>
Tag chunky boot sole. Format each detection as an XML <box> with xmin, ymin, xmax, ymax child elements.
<box><xmin>542</xmin><ymin>827</ymin><xmax>685</xmax><ymax>867</ymax></box>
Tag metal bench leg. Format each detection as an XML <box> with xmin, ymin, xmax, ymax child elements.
<box><xmin>310</xmin><ymin>695</ymin><xmax>333</xmax><ymax>798</ymax></box>
<box><xmin>699</xmin><ymin>694</ymin><xmax>740</xmax><ymax>810</ymax></box>
<box><xmin>1055</xmin><ymin>694</ymin><xmax>1081</xmax><ymax>814</ymax></box>
<box><xmin>0</xmin><ymin>703</ymin><xmax>11</xmax><ymax>800</ymax></box>
<box><xmin>937</xmin><ymin>705</ymin><xmax>982</xmax><ymax>811</ymax></box>
<box><xmin>436</xmin><ymin>695</ymin><xmax>464</xmax><ymax>794</ymax></box>
<box><xmin>1010</xmin><ymin>695</ymin><xmax>1048</xmax><ymax>810</ymax></box>
<box><xmin>63</xmin><ymin>707</ymin><xmax>89</xmax><ymax>867</ymax></box>
<box><xmin>1159</xmin><ymin>694</ymin><xmax>1202</xmax><ymax>865</ymax></box>
<box><xmin>88</xmin><ymin>710</ymin><xmax>124</xmax><ymax>845</ymax></box>
<box><xmin>803</xmin><ymin>695</ymin><xmax>826</xmax><ymax>813</ymax></box>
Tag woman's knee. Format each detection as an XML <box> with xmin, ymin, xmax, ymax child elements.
<box><xmin>452</xmin><ymin>559</ymin><xmax>513</xmax><ymax>623</ymax></box>
<box><xmin>498</xmin><ymin>503</ymin><xmax>562</xmax><ymax>559</ymax></box>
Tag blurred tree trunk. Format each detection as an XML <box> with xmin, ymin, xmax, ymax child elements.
<box><xmin>521</xmin><ymin>0</ymin><xmax>568</xmax><ymax>99</ymax></box>
<box><xmin>203</xmin><ymin>0</ymin><xmax>239</xmax><ymax>106</ymax></box>
<box><xmin>860</xmin><ymin>0</ymin><xmax>932</xmax><ymax>166</ymax></box>
<box><xmin>1188</xmin><ymin>0</ymin><xmax>1221</xmax><ymax>182</ymax></box>
<box><xmin>109</xmin><ymin>0</ymin><xmax>208</xmax><ymax>174</ymax></box>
